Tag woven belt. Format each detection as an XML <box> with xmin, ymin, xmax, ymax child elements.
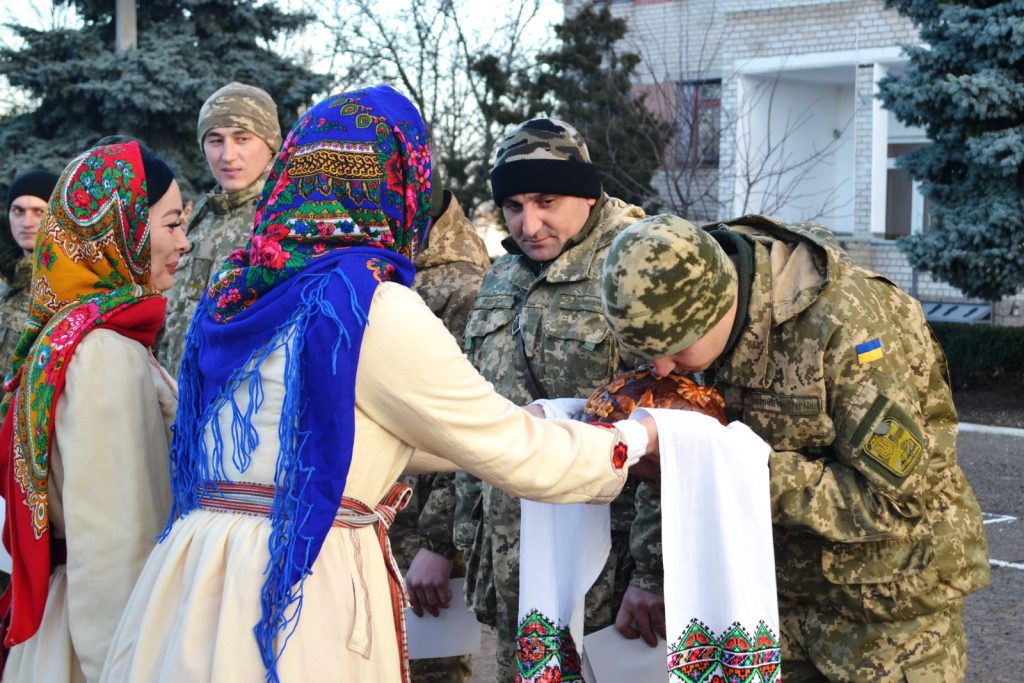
<box><xmin>198</xmin><ymin>481</ymin><xmax>414</xmax><ymax>682</ymax></box>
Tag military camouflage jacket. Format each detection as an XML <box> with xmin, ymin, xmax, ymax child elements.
<box><xmin>157</xmin><ymin>174</ymin><xmax>266</xmax><ymax>375</ymax></box>
<box><xmin>459</xmin><ymin>195</ymin><xmax>665</xmax><ymax>592</ymax></box>
<box><xmin>709</xmin><ymin>215</ymin><xmax>990</xmax><ymax>621</ymax></box>
<box><xmin>464</xmin><ymin>195</ymin><xmax>643</xmax><ymax>403</ymax></box>
<box><xmin>390</xmin><ymin>195</ymin><xmax>491</xmax><ymax>567</ymax></box>
<box><xmin>411</xmin><ymin>194</ymin><xmax>492</xmax><ymax>348</ymax></box>
<box><xmin>0</xmin><ymin>255</ymin><xmax>32</xmax><ymax>380</ymax></box>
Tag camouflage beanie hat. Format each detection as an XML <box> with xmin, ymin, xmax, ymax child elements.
<box><xmin>602</xmin><ymin>214</ymin><xmax>737</xmax><ymax>360</ymax></box>
<box><xmin>490</xmin><ymin>118</ymin><xmax>601</xmax><ymax>205</ymax></box>
<box><xmin>196</xmin><ymin>82</ymin><xmax>282</xmax><ymax>153</ymax></box>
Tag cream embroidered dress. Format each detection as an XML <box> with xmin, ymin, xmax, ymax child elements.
<box><xmin>102</xmin><ymin>283</ymin><xmax>627</xmax><ymax>682</ymax></box>
<box><xmin>1</xmin><ymin>142</ymin><xmax>179</xmax><ymax>683</ymax></box>
<box><xmin>3</xmin><ymin>330</ymin><xmax>176</xmax><ymax>683</ymax></box>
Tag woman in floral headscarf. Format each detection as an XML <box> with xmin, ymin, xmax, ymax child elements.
<box><xmin>102</xmin><ymin>86</ymin><xmax>653</xmax><ymax>683</ymax></box>
<box><xmin>0</xmin><ymin>141</ymin><xmax>189</xmax><ymax>682</ymax></box>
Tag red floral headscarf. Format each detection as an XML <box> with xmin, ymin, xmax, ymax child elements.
<box><xmin>0</xmin><ymin>142</ymin><xmax>167</xmax><ymax>647</ymax></box>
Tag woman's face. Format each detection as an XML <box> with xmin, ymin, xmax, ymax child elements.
<box><xmin>148</xmin><ymin>180</ymin><xmax>189</xmax><ymax>292</ymax></box>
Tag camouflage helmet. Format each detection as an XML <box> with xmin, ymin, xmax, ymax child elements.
<box><xmin>489</xmin><ymin>118</ymin><xmax>601</xmax><ymax>205</ymax></box>
<box><xmin>196</xmin><ymin>82</ymin><xmax>282</xmax><ymax>153</ymax></box>
<box><xmin>601</xmin><ymin>214</ymin><xmax>737</xmax><ymax>360</ymax></box>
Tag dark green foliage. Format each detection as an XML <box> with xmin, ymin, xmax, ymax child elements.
<box><xmin>0</xmin><ymin>0</ymin><xmax>330</xmax><ymax>197</ymax></box>
<box><xmin>533</xmin><ymin>2</ymin><xmax>673</xmax><ymax>210</ymax></box>
<box><xmin>467</xmin><ymin>2</ymin><xmax>672</xmax><ymax>211</ymax></box>
<box><xmin>931</xmin><ymin>321</ymin><xmax>1024</xmax><ymax>387</ymax></box>
<box><xmin>877</xmin><ymin>1</ymin><xmax>1024</xmax><ymax>300</ymax></box>
<box><xmin>443</xmin><ymin>53</ymin><xmax>541</xmax><ymax>208</ymax></box>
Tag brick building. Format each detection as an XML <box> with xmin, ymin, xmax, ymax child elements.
<box><xmin>570</xmin><ymin>0</ymin><xmax>1022</xmax><ymax>324</ymax></box>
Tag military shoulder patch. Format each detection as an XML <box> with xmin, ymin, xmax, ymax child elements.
<box><xmin>856</xmin><ymin>338</ymin><xmax>884</xmax><ymax>364</ymax></box>
<box><xmin>863</xmin><ymin>417</ymin><xmax>923</xmax><ymax>477</ymax></box>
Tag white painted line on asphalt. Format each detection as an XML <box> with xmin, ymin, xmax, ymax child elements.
<box><xmin>959</xmin><ymin>422</ymin><xmax>1024</xmax><ymax>437</ymax></box>
<box><xmin>989</xmin><ymin>558</ymin><xmax>1024</xmax><ymax>570</ymax></box>
<box><xmin>983</xmin><ymin>513</ymin><xmax>1017</xmax><ymax>525</ymax></box>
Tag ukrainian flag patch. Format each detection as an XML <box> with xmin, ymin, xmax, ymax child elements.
<box><xmin>856</xmin><ymin>338</ymin><xmax>884</xmax><ymax>364</ymax></box>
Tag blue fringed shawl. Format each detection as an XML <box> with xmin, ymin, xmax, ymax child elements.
<box><xmin>167</xmin><ymin>247</ymin><xmax>414</xmax><ymax>677</ymax></box>
<box><xmin>164</xmin><ymin>85</ymin><xmax>431</xmax><ymax>682</ymax></box>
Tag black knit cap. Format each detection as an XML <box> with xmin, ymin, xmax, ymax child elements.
<box><xmin>6</xmin><ymin>170</ymin><xmax>59</xmax><ymax>211</ymax></box>
<box><xmin>490</xmin><ymin>118</ymin><xmax>601</xmax><ymax>205</ymax></box>
<box><xmin>138</xmin><ymin>146</ymin><xmax>175</xmax><ymax>206</ymax></box>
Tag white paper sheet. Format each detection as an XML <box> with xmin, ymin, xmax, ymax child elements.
<box><xmin>404</xmin><ymin>578</ymin><xmax>482</xmax><ymax>660</ymax></box>
<box><xmin>582</xmin><ymin>624</ymin><xmax>666</xmax><ymax>683</ymax></box>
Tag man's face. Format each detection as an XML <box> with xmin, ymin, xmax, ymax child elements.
<box><xmin>501</xmin><ymin>193</ymin><xmax>597</xmax><ymax>262</ymax></box>
<box><xmin>649</xmin><ymin>292</ymin><xmax>738</xmax><ymax>375</ymax></box>
<box><xmin>8</xmin><ymin>195</ymin><xmax>48</xmax><ymax>253</ymax></box>
<box><xmin>202</xmin><ymin>126</ymin><xmax>275</xmax><ymax>192</ymax></box>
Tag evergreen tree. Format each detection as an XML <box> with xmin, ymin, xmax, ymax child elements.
<box><xmin>877</xmin><ymin>0</ymin><xmax>1024</xmax><ymax>301</ymax></box>
<box><xmin>0</xmin><ymin>0</ymin><xmax>330</xmax><ymax>197</ymax></box>
<box><xmin>530</xmin><ymin>2</ymin><xmax>674</xmax><ymax>210</ymax></box>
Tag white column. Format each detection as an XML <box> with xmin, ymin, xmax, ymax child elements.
<box><xmin>910</xmin><ymin>180</ymin><xmax>925</xmax><ymax>234</ymax></box>
<box><xmin>728</xmin><ymin>75</ymin><xmax>750</xmax><ymax>217</ymax></box>
<box><xmin>869</xmin><ymin>63</ymin><xmax>889</xmax><ymax>237</ymax></box>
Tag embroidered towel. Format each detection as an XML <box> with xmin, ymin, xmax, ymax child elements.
<box><xmin>517</xmin><ymin>498</ymin><xmax>611</xmax><ymax>682</ymax></box>
<box><xmin>516</xmin><ymin>397</ymin><xmax>611</xmax><ymax>682</ymax></box>
<box><xmin>641</xmin><ymin>408</ymin><xmax>781</xmax><ymax>683</ymax></box>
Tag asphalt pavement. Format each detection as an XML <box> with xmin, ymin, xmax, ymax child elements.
<box><xmin>959</xmin><ymin>424</ymin><xmax>1024</xmax><ymax>682</ymax></box>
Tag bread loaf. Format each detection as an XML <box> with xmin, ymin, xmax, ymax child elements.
<box><xmin>581</xmin><ymin>366</ymin><xmax>727</xmax><ymax>425</ymax></box>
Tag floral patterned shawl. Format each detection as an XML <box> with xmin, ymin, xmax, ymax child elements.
<box><xmin>0</xmin><ymin>142</ymin><xmax>166</xmax><ymax>646</ymax></box>
<box><xmin>166</xmin><ymin>85</ymin><xmax>430</xmax><ymax>681</ymax></box>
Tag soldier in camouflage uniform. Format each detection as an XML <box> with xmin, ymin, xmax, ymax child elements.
<box><xmin>0</xmin><ymin>171</ymin><xmax>59</xmax><ymax>380</ymax></box>
<box><xmin>389</xmin><ymin>186</ymin><xmax>491</xmax><ymax>683</ymax></box>
<box><xmin>457</xmin><ymin>118</ymin><xmax>665</xmax><ymax>681</ymax></box>
<box><xmin>601</xmin><ymin>214</ymin><xmax>991</xmax><ymax>682</ymax></box>
<box><xmin>158</xmin><ymin>82</ymin><xmax>281</xmax><ymax>374</ymax></box>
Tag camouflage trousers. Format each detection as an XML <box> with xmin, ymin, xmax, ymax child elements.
<box><xmin>780</xmin><ymin>600</ymin><xmax>966</xmax><ymax>682</ymax></box>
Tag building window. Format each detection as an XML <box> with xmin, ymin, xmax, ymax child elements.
<box><xmin>677</xmin><ymin>80</ymin><xmax>721</xmax><ymax>167</ymax></box>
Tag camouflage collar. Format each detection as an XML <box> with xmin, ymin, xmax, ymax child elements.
<box><xmin>560</xmin><ymin>193</ymin><xmax>609</xmax><ymax>251</ymax></box>
<box><xmin>714</xmin><ymin>218</ymin><xmax>848</xmax><ymax>388</ymax></box>
<box><xmin>547</xmin><ymin>195</ymin><xmax>645</xmax><ymax>284</ymax></box>
<box><xmin>715</xmin><ymin>239</ymin><xmax>774</xmax><ymax>389</ymax></box>
<box><xmin>414</xmin><ymin>196</ymin><xmax>491</xmax><ymax>272</ymax></box>
<box><xmin>11</xmin><ymin>254</ymin><xmax>32</xmax><ymax>292</ymax></box>
<box><xmin>206</xmin><ymin>172</ymin><xmax>269</xmax><ymax>215</ymax></box>
<box><xmin>709</xmin><ymin>230</ymin><xmax>754</xmax><ymax>359</ymax></box>
<box><xmin>714</xmin><ymin>215</ymin><xmax>846</xmax><ymax>322</ymax></box>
